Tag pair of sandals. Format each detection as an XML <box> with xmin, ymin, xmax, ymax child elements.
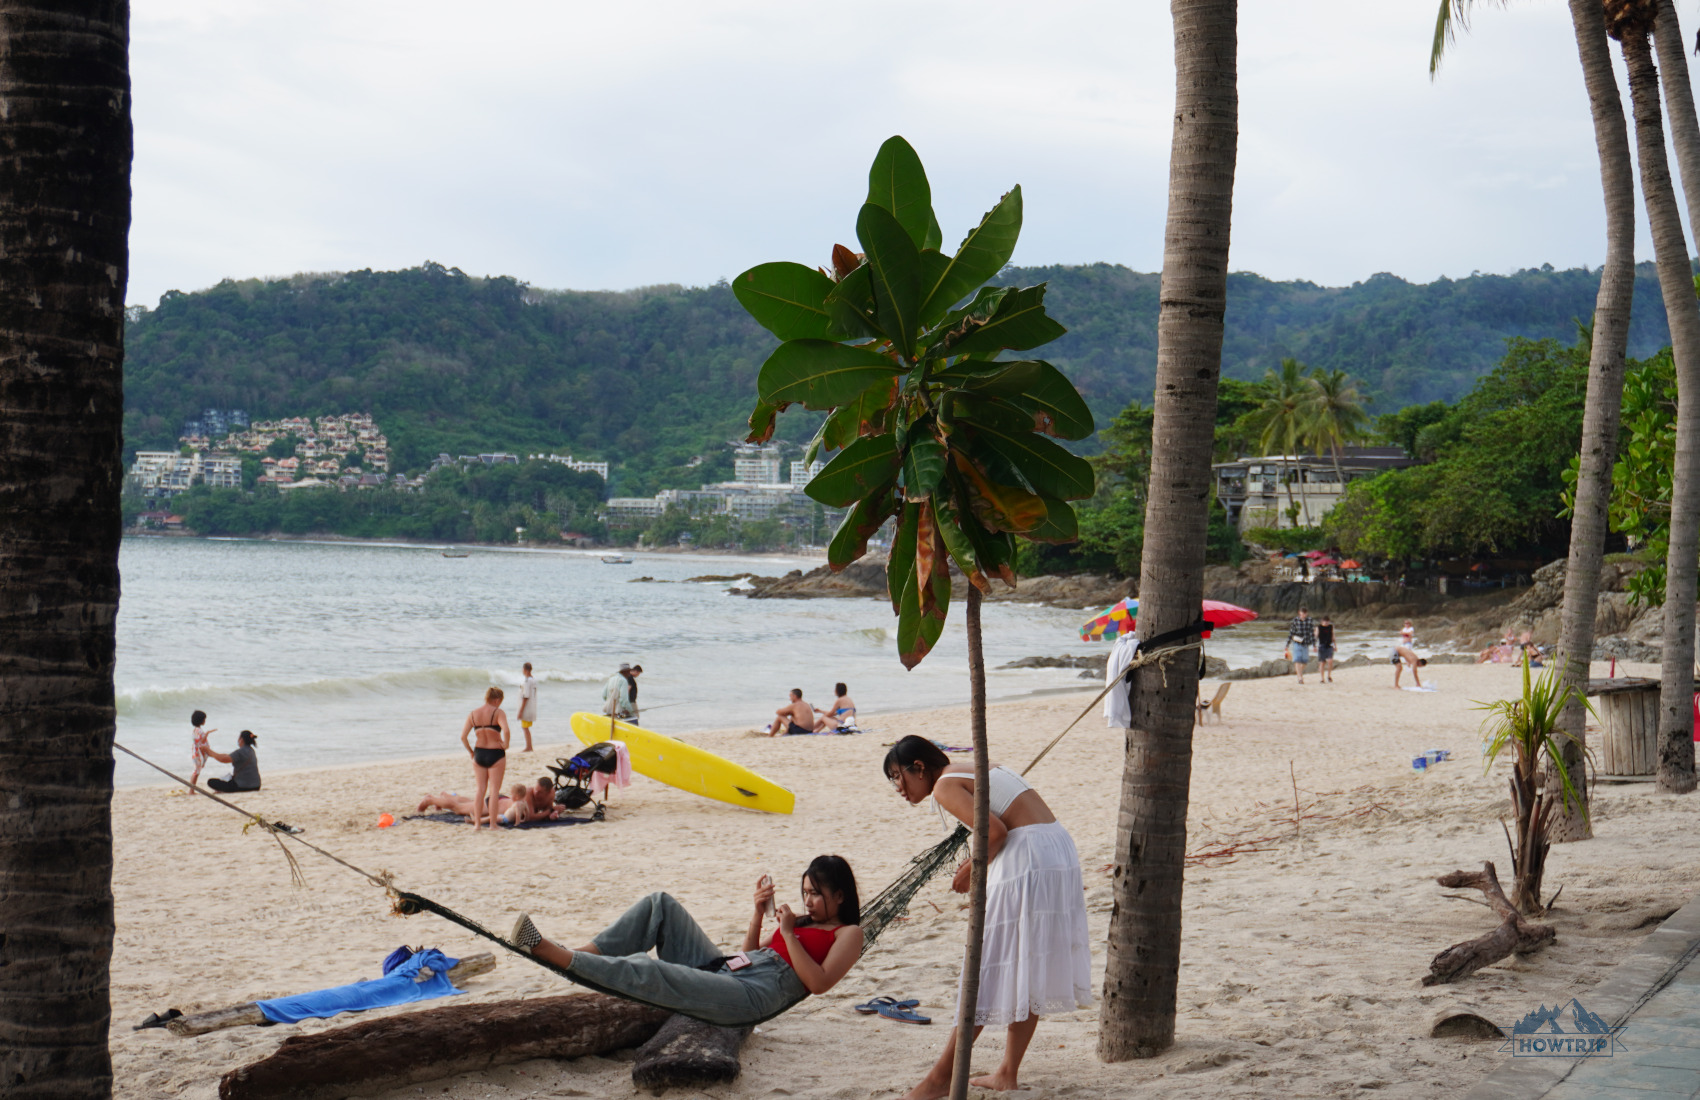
<box><xmin>854</xmin><ymin>995</ymin><xmax>929</xmax><ymax>1024</ymax></box>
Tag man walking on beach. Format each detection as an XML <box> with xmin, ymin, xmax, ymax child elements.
<box><xmin>518</xmin><ymin>662</ymin><xmax>539</xmax><ymax>752</ymax></box>
<box><xmin>602</xmin><ymin>662</ymin><xmax>640</xmax><ymax>722</ymax></box>
<box><xmin>1285</xmin><ymin>606</ymin><xmax>1316</xmax><ymax>684</ymax></box>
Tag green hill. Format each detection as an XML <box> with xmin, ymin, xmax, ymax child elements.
<box><xmin>123</xmin><ymin>260</ymin><xmax>1673</xmax><ymax>492</ymax></box>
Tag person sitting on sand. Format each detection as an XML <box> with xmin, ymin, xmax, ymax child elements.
<box><xmin>768</xmin><ymin>688</ymin><xmax>816</xmax><ymax>736</ymax></box>
<box><xmin>505</xmin><ymin>856</ymin><xmax>863</xmax><ymax>1027</ymax></box>
<box><xmin>503</xmin><ymin>777</ymin><xmax>560</xmax><ymax>825</ymax></box>
<box><xmin>885</xmin><ymin>735</ymin><xmax>1092</xmax><ymax>1099</ymax></box>
<box><xmin>814</xmin><ymin>683</ymin><xmax>857</xmax><ymax>732</ymax></box>
<box><xmin>203</xmin><ymin>730</ymin><xmax>261</xmax><ymax>793</ymax></box>
<box><xmin>1392</xmin><ymin>644</ymin><xmax>1428</xmax><ymax>689</ymax></box>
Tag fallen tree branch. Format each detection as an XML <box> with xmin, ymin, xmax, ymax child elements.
<box><xmin>218</xmin><ymin>993</ymin><xmax>668</xmax><ymax>1100</ymax></box>
<box><xmin>172</xmin><ymin>953</ymin><xmax>496</xmax><ymax>1036</ymax></box>
<box><xmin>631</xmin><ymin>1014</ymin><xmax>751</xmax><ymax>1091</ymax></box>
<box><xmin>1423</xmin><ymin>862</ymin><xmax>1556</xmax><ymax>986</ymax></box>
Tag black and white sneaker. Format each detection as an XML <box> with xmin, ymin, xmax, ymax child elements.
<box><xmin>510</xmin><ymin>913</ymin><xmax>543</xmax><ymax>955</ymax></box>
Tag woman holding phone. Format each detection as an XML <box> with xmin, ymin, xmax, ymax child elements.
<box><xmin>506</xmin><ymin>855</ymin><xmax>862</xmax><ymax>1026</ymax></box>
<box><xmin>884</xmin><ymin>736</ymin><xmax>1092</xmax><ymax>1099</ymax></box>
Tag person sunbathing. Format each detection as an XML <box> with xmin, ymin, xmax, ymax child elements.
<box><xmin>417</xmin><ymin>777</ymin><xmax>555</xmax><ymax>823</ymax></box>
<box><xmin>507</xmin><ymin>856</ymin><xmax>863</xmax><ymax>1026</ymax></box>
<box><xmin>813</xmin><ymin>683</ymin><xmax>857</xmax><ymax>732</ymax></box>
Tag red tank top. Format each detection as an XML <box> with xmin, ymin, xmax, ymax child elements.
<box><xmin>770</xmin><ymin>925</ymin><xmax>838</xmax><ymax>969</ymax></box>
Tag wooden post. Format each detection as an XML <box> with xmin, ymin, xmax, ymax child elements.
<box><xmin>169</xmin><ymin>953</ymin><xmax>496</xmax><ymax>1036</ymax></box>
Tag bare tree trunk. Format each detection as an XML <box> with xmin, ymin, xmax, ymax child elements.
<box><xmin>1622</xmin><ymin>25</ymin><xmax>1700</xmax><ymax>796</ymax></box>
<box><xmin>948</xmin><ymin>585</ymin><xmax>990</xmax><ymax>1100</ymax></box>
<box><xmin>1550</xmin><ymin>0</ymin><xmax>1639</xmax><ymax>841</ymax></box>
<box><xmin>1650</xmin><ymin>0</ymin><xmax>1700</xmax><ymax>795</ymax></box>
<box><xmin>1099</xmin><ymin>0</ymin><xmax>1236</xmax><ymax>1062</ymax></box>
<box><xmin>0</xmin><ymin>4</ymin><xmax>131</xmax><ymax>1097</ymax></box>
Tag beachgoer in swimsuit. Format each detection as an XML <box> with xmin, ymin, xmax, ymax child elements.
<box><xmin>885</xmin><ymin>736</ymin><xmax>1092</xmax><ymax>1099</ymax></box>
<box><xmin>1392</xmin><ymin>644</ymin><xmax>1427</xmax><ymax>689</ymax></box>
<box><xmin>767</xmin><ymin>688</ymin><xmax>815</xmax><ymax>736</ymax></box>
<box><xmin>505</xmin><ymin>855</ymin><xmax>863</xmax><ymax>1026</ymax></box>
<box><xmin>418</xmin><ymin>776</ymin><xmax>554</xmax><ymax>823</ymax></box>
<box><xmin>813</xmin><ymin>683</ymin><xmax>857</xmax><ymax>732</ymax></box>
<box><xmin>189</xmin><ymin>709</ymin><xmax>216</xmax><ymax>788</ymax></box>
<box><xmin>460</xmin><ymin>686</ymin><xmax>511</xmax><ymax>829</ymax></box>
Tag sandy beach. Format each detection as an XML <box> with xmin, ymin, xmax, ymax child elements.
<box><xmin>112</xmin><ymin>658</ymin><xmax>1700</xmax><ymax>1099</ymax></box>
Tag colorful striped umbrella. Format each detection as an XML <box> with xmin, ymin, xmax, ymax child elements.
<box><xmin>1079</xmin><ymin>598</ymin><xmax>1259</xmax><ymax>641</ymax></box>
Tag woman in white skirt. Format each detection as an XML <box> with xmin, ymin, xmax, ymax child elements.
<box><xmin>884</xmin><ymin>735</ymin><xmax>1092</xmax><ymax>1098</ymax></box>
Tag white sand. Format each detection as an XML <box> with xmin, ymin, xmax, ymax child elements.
<box><xmin>111</xmin><ymin>659</ymin><xmax>1700</xmax><ymax>1098</ymax></box>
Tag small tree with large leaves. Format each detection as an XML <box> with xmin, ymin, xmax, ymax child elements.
<box><xmin>734</xmin><ymin>136</ymin><xmax>1093</xmax><ymax>1100</ymax></box>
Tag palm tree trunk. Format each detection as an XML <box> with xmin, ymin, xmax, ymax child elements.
<box><xmin>0</xmin><ymin>2</ymin><xmax>131</xmax><ymax>1096</ymax></box>
<box><xmin>1624</xmin><ymin>24</ymin><xmax>1700</xmax><ymax>795</ymax></box>
<box><xmin>1099</xmin><ymin>0</ymin><xmax>1236</xmax><ymax>1061</ymax></box>
<box><xmin>949</xmin><ymin>586</ymin><xmax>991</xmax><ymax>1100</ymax></box>
<box><xmin>1650</xmin><ymin>0</ymin><xmax>1700</xmax><ymax>794</ymax></box>
<box><xmin>1549</xmin><ymin>0</ymin><xmax>1639</xmax><ymax>842</ymax></box>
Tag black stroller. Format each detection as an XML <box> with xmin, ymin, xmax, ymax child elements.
<box><xmin>546</xmin><ymin>741</ymin><xmax>621</xmax><ymax>821</ymax></box>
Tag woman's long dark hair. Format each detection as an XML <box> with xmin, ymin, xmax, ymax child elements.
<box><xmin>801</xmin><ymin>854</ymin><xmax>860</xmax><ymax>927</ymax></box>
<box><xmin>882</xmin><ymin>734</ymin><xmax>950</xmax><ymax>783</ymax></box>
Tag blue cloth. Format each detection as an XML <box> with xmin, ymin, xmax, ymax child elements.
<box><xmin>256</xmin><ymin>947</ymin><xmax>463</xmax><ymax>1024</ymax></box>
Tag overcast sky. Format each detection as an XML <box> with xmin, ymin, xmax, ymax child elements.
<box><xmin>129</xmin><ymin>1</ymin><xmax>1668</xmax><ymax>307</ymax></box>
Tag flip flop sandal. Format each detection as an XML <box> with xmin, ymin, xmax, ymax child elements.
<box><xmin>853</xmin><ymin>996</ymin><xmax>920</xmax><ymax>1015</ymax></box>
<box><xmin>876</xmin><ymin>1004</ymin><xmax>931</xmax><ymax>1024</ymax></box>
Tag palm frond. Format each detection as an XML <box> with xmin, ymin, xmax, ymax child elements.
<box><xmin>1431</xmin><ymin>0</ymin><xmax>1511</xmax><ymax>79</ymax></box>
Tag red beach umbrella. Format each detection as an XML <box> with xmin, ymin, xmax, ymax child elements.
<box><xmin>1080</xmin><ymin>598</ymin><xmax>1258</xmax><ymax>641</ymax></box>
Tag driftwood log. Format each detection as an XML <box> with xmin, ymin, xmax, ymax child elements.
<box><xmin>1423</xmin><ymin>862</ymin><xmax>1556</xmax><ymax>986</ymax></box>
<box><xmin>170</xmin><ymin>953</ymin><xmax>497</xmax><ymax>1036</ymax></box>
<box><xmin>631</xmin><ymin>1014</ymin><xmax>751</xmax><ymax>1092</ymax></box>
<box><xmin>218</xmin><ymin>993</ymin><xmax>669</xmax><ymax>1100</ymax></box>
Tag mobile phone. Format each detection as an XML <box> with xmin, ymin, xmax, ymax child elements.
<box><xmin>726</xmin><ymin>951</ymin><xmax>753</xmax><ymax>971</ymax></box>
<box><xmin>760</xmin><ymin>872</ymin><xmax>775</xmax><ymax>919</ymax></box>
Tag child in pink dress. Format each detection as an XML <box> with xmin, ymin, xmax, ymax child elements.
<box><xmin>189</xmin><ymin>709</ymin><xmax>215</xmax><ymax>787</ymax></box>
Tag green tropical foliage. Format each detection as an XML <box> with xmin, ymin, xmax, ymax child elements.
<box><xmin>1577</xmin><ymin>349</ymin><xmax>1677</xmax><ymax>606</ymax></box>
<box><xmin>1476</xmin><ymin>652</ymin><xmax>1592</xmax><ymax>914</ymax></box>
<box><xmin>1325</xmin><ymin>336</ymin><xmax>1592</xmax><ymax>560</ymax></box>
<box><xmin>736</xmin><ymin>137</ymin><xmax>1094</xmax><ymax>667</ymax></box>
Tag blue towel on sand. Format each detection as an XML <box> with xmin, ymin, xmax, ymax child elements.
<box><xmin>256</xmin><ymin>947</ymin><xmax>463</xmax><ymax>1024</ymax></box>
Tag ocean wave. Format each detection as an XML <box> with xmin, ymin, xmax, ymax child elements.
<box><xmin>116</xmin><ymin>665</ymin><xmax>603</xmax><ymax>718</ymax></box>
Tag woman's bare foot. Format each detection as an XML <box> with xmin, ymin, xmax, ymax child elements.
<box><xmin>969</xmin><ymin>1069</ymin><xmax>1021</xmax><ymax>1091</ymax></box>
<box><xmin>898</xmin><ymin>1081</ymin><xmax>949</xmax><ymax>1100</ymax></box>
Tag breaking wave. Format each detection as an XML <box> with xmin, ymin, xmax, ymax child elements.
<box><xmin>116</xmin><ymin>666</ymin><xmax>603</xmax><ymax>719</ymax></box>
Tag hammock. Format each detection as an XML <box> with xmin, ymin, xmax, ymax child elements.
<box><xmin>391</xmin><ymin>824</ymin><xmax>969</xmax><ymax>1026</ymax></box>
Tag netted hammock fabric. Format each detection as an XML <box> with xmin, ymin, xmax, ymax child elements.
<box><xmin>392</xmin><ymin>824</ymin><xmax>969</xmax><ymax>1026</ymax></box>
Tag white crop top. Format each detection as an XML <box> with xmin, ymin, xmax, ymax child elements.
<box><xmin>933</xmin><ymin>765</ymin><xmax>1033</xmax><ymax>827</ymax></box>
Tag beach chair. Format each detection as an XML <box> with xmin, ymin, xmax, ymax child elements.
<box><xmin>1196</xmin><ymin>682</ymin><xmax>1230</xmax><ymax>725</ymax></box>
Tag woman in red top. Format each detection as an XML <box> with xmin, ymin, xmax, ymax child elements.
<box><xmin>507</xmin><ymin>855</ymin><xmax>863</xmax><ymax>1026</ymax></box>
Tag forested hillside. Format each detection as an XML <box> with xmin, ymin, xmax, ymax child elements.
<box><xmin>123</xmin><ymin>260</ymin><xmax>1673</xmax><ymax>492</ymax></box>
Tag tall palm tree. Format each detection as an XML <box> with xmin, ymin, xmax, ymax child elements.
<box><xmin>1303</xmin><ymin>367</ymin><xmax>1370</xmax><ymax>487</ymax></box>
<box><xmin>1646</xmin><ymin>0</ymin><xmax>1700</xmax><ymax>795</ymax></box>
<box><xmin>1250</xmin><ymin>358</ymin><xmax>1310</xmax><ymax>525</ymax></box>
<box><xmin>1099</xmin><ymin>0</ymin><xmax>1236</xmax><ymax>1061</ymax></box>
<box><xmin>0</xmin><ymin>2</ymin><xmax>131</xmax><ymax>1097</ymax></box>
<box><xmin>1431</xmin><ymin>0</ymin><xmax>1640</xmax><ymax>837</ymax></box>
<box><xmin>1612</xmin><ymin>0</ymin><xmax>1700</xmax><ymax>798</ymax></box>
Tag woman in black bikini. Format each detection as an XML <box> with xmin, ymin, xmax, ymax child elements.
<box><xmin>459</xmin><ymin>686</ymin><xmax>511</xmax><ymax>829</ymax></box>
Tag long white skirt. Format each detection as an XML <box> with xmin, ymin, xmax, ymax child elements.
<box><xmin>960</xmin><ymin>821</ymin><xmax>1093</xmax><ymax>1027</ymax></box>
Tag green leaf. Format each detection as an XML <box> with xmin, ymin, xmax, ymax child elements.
<box><xmin>746</xmin><ymin>400</ymin><xmax>779</xmax><ymax>443</ymax></box>
<box><xmin>929</xmin><ymin>286</ymin><xmax>1010</xmax><ymax>345</ymax></box>
<box><xmin>920</xmin><ymin>186</ymin><xmax>1022</xmax><ymax>326</ymax></box>
<box><xmin>825</xmin><ymin>264</ymin><xmax>880</xmax><ymax>340</ymax></box>
<box><xmin>903</xmin><ymin>438</ymin><xmax>946</xmax><ymax>500</ymax></box>
<box><xmin>939</xmin><ymin>284</ymin><xmax>1066</xmax><ymax>358</ymax></box>
<box><xmin>895</xmin><ymin>557</ymin><xmax>925</xmax><ymax>668</ymax></box>
<box><xmin>820</xmin><ymin>375</ymin><xmax>898</xmax><ymax>452</ymax></box>
<box><xmin>805</xmin><ymin>434</ymin><xmax>902</xmax><ymax>507</ymax></box>
<box><xmin>972</xmin><ymin>361</ymin><xmax>1095</xmax><ymax>440</ymax></box>
<box><xmin>886</xmin><ymin>502</ymin><xmax>920</xmax><ymax>613</ymax></box>
<box><xmin>866</xmin><ymin>136</ymin><xmax>938</xmax><ymax>251</ymax></box>
<box><xmin>953</xmin><ymin>450</ymin><xmax>1048</xmax><ymax>533</ymax></box>
<box><xmin>827</xmin><ymin>489</ymin><xmax>896</xmax><ymax>571</ymax></box>
<box><xmin>946</xmin><ymin>392</ymin><xmax>1035</xmax><ymax>434</ymax></box>
<box><xmin>933</xmin><ymin>494</ymin><xmax>981</xmax><ymax>582</ymax></box>
<box><xmin>1022</xmin><ymin>494</ymin><xmax>1079</xmax><ymax>543</ymax></box>
<box><xmin>970</xmin><ymin>422</ymin><xmax>1096</xmax><ymax>500</ymax></box>
<box><xmin>757</xmin><ymin>340</ymin><xmax>905</xmax><ymax>411</ymax></box>
<box><xmin>857</xmin><ymin>203</ymin><xmax>923</xmax><ymax>360</ymax></box>
<box><xmin>732</xmin><ymin>262</ymin><xmax>842</xmax><ymax>341</ymax></box>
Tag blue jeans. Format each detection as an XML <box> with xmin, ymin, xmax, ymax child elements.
<box><xmin>1289</xmin><ymin>643</ymin><xmax>1311</xmax><ymax>665</ymax></box>
<box><xmin>565</xmin><ymin>892</ymin><xmax>807</xmax><ymax>1026</ymax></box>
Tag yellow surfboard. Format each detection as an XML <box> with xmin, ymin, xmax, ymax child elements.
<box><xmin>570</xmin><ymin>712</ymin><xmax>795</xmax><ymax>815</ymax></box>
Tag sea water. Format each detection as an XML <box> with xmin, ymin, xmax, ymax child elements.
<box><xmin>113</xmin><ymin>537</ymin><xmax>1405</xmax><ymax>787</ymax></box>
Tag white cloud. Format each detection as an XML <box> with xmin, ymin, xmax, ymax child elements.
<box><xmin>128</xmin><ymin>0</ymin><xmax>1675</xmax><ymax>305</ymax></box>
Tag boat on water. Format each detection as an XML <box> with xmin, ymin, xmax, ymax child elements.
<box><xmin>442</xmin><ymin>550</ymin><xmax>470</xmax><ymax>558</ymax></box>
<box><xmin>601</xmin><ymin>555</ymin><xmax>634</xmax><ymax>564</ymax></box>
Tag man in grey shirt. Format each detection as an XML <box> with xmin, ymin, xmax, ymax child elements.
<box><xmin>206</xmin><ymin>730</ymin><xmax>262</xmax><ymax>792</ymax></box>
